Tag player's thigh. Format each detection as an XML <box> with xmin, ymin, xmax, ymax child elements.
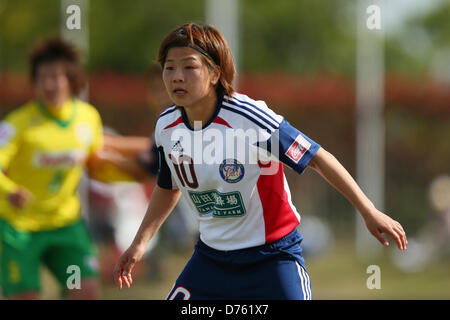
<box><xmin>270</xmin><ymin>259</ymin><xmax>312</xmax><ymax>300</ymax></box>
<box><xmin>166</xmin><ymin>250</ymin><xmax>224</xmax><ymax>300</ymax></box>
<box><xmin>233</xmin><ymin>258</ymin><xmax>312</xmax><ymax>300</ymax></box>
<box><xmin>0</xmin><ymin>221</ymin><xmax>41</xmax><ymax>297</ymax></box>
<box><xmin>42</xmin><ymin>220</ymin><xmax>99</xmax><ymax>290</ymax></box>
<box><xmin>167</xmin><ymin>251</ymin><xmax>313</xmax><ymax>300</ymax></box>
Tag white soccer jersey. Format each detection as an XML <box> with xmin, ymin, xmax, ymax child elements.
<box><xmin>154</xmin><ymin>92</ymin><xmax>320</xmax><ymax>251</ymax></box>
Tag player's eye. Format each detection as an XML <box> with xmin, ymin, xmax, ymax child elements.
<box><xmin>165</xmin><ymin>66</ymin><xmax>175</xmax><ymax>70</ymax></box>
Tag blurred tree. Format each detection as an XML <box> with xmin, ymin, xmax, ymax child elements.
<box><xmin>88</xmin><ymin>0</ymin><xmax>205</xmax><ymax>72</ymax></box>
<box><xmin>384</xmin><ymin>0</ymin><xmax>450</xmax><ymax>77</ymax></box>
<box><xmin>0</xmin><ymin>0</ymin><xmax>60</xmax><ymax>72</ymax></box>
<box><xmin>415</xmin><ymin>1</ymin><xmax>450</xmax><ymax>47</ymax></box>
<box><xmin>2</xmin><ymin>0</ymin><xmax>447</xmax><ymax>77</ymax></box>
<box><xmin>0</xmin><ymin>0</ymin><xmax>205</xmax><ymax>73</ymax></box>
<box><xmin>409</xmin><ymin>0</ymin><xmax>450</xmax><ymax>82</ymax></box>
<box><xmin>240</xmin><ymin>0</ymin><xmax>356</xmax><ymax>75</ymax></box>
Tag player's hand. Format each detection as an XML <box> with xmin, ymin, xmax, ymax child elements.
<box><xmin>113</xmin><ymin>243</ymin><xmax>146</xmax><ymax>290</ymax></box>
<box><xmin>363</xmin><ymin>208</ymin><xmax>407</xmax><ymax>250</ymax></box>
<box><xmin>8</xmin><ymin>187</ymin><xmax>35</xmax><ymax>209</ymax></box>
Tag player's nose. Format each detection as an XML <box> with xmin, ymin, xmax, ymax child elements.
<box><xmin>172</xmin><ymin>67</ymin><xmax>184</xmax><ymax>83</ymax></box>
<box><xmin>42</xmin><ymin>76</ymin><xmax>58</xmax><ymax>91</ymax></box>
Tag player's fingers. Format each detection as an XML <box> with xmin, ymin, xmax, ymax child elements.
<box><xmin>123</xmin><ymin>272</ymin><xmax>132</xmax><ymax>287</ymax></box>
<box><xmin>113</xmin><ymin>267</ymin><xmax>122</xmax><ymax>289</ymax></box>
<box><xmin>389</xmin><ymin>223</ymin><xmax>406</xmax><ymax>250</ymax></box>
<box><xmin>114</xmin><ymin>272</ymin><xmax>123</xmax><ymax>290</ymax></box>
<box><xmin>394</xmin><ymin>223</ymin><xmax>408</xmax><ymax>246</ymax></box>
<box><xmin>120</xmin><ymin>261</ymin><xmax>135</xmax><ymax>289</ymax></box>
<box><xmin>385</xmin><ymin>227</ymin><xmax>403</xmax><ymax>250</ymax></box>
<box><xmin>113</xmin><ymin>258</ymin><xmax>127</xmax><ymax>289</ymax></box>
<box><xmin>122</xmin><ymin>258</ymin><xmax>137</xmax><ymax>276</ymax></box>
<box><xmin>121</xmin><ymin>275</ymin><xmax>131</xmax><ymax>289</ymax></box>
<box><xmin>371</xmin><ymin>229</ymin><xmax>389</xmax><ymax>247</ymax></box>
<box><xmin>394</xmin><ymin>225</ymin><xmax>407</xmax><ymax>250</ymax></box>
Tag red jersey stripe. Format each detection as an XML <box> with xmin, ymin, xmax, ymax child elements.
<box><xmin>212</xmin><ymin>116</ymin><xmax>232</xmax><ymax>128</ymax></box>
<box><xmin>257</xmin><ymin>161</ymin><xmax>300</xmax><ymax>243</ymax></box>
<box><xmin>163</xmin><ymin>116</ymin><xmax>184</xmax><ymax>130</ymax></box>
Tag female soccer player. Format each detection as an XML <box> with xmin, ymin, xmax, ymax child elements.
<box><xmin>113</xmin><ymin>23</ymin><xmax>407</xmax><ymax>300</ymax></box>
<box><xmin>0</xmin><ymin>37</ymin><xmax>103</xmax><ymax>299</ymax></box>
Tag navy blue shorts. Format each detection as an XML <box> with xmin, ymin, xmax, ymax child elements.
<box><xmin>166</xmin><ymin>228</ymin><xmax>312</xmax><ymax>300</ymax></box>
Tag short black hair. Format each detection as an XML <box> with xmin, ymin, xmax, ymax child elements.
<box><xmin>29</xmin><ymin>36</ymin><xmax>86</xmax><ymax>95</ymax></box>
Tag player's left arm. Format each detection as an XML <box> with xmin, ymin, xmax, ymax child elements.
<box><xmin>99</xmin><ymin>134</ymin><xmax>156</xmax><ymax>181</ymax></box>
<box><xmin>87</xmin><ymin>149</ymin><xmax>150</xmax><ymax>182</ymax></box>
<box><xmin>84</xmin><ymin>109</ymin><xmax>150</xmax><ymax>182</ymax></box>
<box><xmin>307</xmin><ymin>147</ymin><xmax>407</xmax><ymax>250</ymax></box>
<box><xmin>103</xmin><ymin>133</ymin><xmax>151</xmax><ymax>158</ymax></box>
<box><xmin>269</xmin><ymin>118</ymin><xmax>407</xmax><ymax>250</ymax></box>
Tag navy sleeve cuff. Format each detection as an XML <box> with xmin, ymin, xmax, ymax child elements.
<box><xmin>273</xmin><ymin>119</ymin><xmax>321</xmax><ymax>175</ymax></box>
<box><xmin>156</xmin><ymin>146</ymin><xmax>174</xmax><ymax>189</ymax></box>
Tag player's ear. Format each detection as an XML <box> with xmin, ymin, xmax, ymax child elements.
<box><xmin>210</xmin><ymin>66</ymin><xmax>221</xmax><ymax>87</ymax></box>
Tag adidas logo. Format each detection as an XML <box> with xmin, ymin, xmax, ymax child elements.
<box><xmin>172</xmin><ymin>140</ymin><xmax>184</xmax><ymax>152</ymax></box>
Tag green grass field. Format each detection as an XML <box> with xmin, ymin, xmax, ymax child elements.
<box><xmin>39</xmin><ymin>240</ymin><xmax>450</xmax><ymax>300</ymax></box>
<box><xmin>305</xmin><ymin>242</ymin><xmax>450</xmax><ymax>299</ymax></box>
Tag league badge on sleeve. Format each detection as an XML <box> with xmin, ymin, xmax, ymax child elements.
<box><xmin>285</xmin><ymin>134</ymin><xmax>311</xmax><ymax>163</ymax></box>
<box><xmin>75</xmin><ymin>122</ymin><xmax>94</xmax><ymax>146</ymax></box>
<box><xmin>0</xmin><ymin>121</ymin><xmax>16</xmax><ymax>147</ymax></box>
<box><xmin>219</xmin><ymin>159</ymin><xmax>245</xmax><ymax>183</ymax></box>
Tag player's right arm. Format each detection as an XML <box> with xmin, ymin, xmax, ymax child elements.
<box><xmin>0</xmin><ymin>113</ymin><xmax>35</xmax><ymax>209</ymax></box>
<box><xmin>113</xmin><ymin>121</ymin><xmax>180</xmax><ymax>289</ymax></box>
<box><xmin>113</xmin><ymin>185</ymin><xmax>181</xmax><ymax>290</ymax></box>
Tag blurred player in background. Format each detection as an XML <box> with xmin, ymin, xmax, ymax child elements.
<box><xmin>101</xmin><ymin>64</ymin><xmax>167</xmax><ymax>180</ymax></box>
<box><xmin>113</xmin><ymin>23</ymin><xmax>408</xmax><ymax>300</ymax></box>
<box><xmin>0</xmin><ymin>37</ymin><xmax>106</xmax><ymax>299</ymax></box>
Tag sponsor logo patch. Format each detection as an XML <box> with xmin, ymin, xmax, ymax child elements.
<box><xmin>285</xmin><ymin>134</ymin><xmax>311</xmax><ymax>163</ymax></box>
<box><xmin>188</xmin><ymin>189</ymin><xmax>246</xmax><ymax>217</ymax></box>
<box><xmin>33</xmin><ymin>150</ymin><xmax>87</xmax><ymax>169</ymax></box>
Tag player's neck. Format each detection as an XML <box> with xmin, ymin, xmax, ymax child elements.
<box><xmin>183</xmin><ymin>90</ymin><xmax>218</xmax><ymax>129</ymax></box>
<box><xmin>42</xmin><ymin>98</ymin><xmax>74</xmax><ymax>120</ymax></box>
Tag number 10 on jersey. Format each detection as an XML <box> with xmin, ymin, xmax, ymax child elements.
<box><xmin>168</xmin><ymin>153</ymin><xmax>199</xmax><ymax>189</ymax></box>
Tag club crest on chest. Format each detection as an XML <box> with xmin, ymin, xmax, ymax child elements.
<box><xmin>219</xmin><ymin>159</ymin><xmax>245</xmax><ymax>183</ymax></box>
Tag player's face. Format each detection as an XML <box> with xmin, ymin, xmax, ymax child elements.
<box><xmin>34</xmin><ymin>61</ymin><xmax>72</xmax><ymax>108</ymax></box>
<box><xmin>162</xmin><ymin>47</ymin><xmax>219</xmax><ymax>109</ymax></box>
